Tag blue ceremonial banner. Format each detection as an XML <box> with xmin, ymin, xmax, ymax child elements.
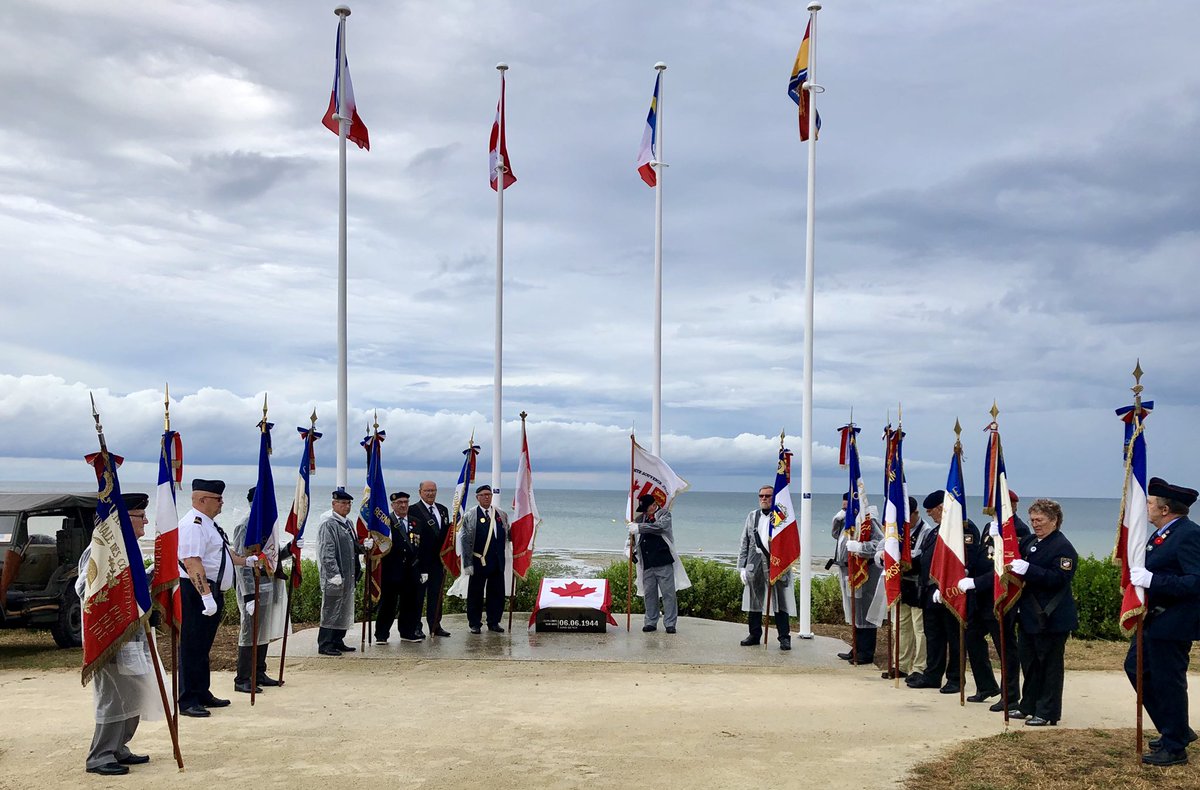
<box><xmin>245</xmin><ymin>422</ymin><xmax>279</xmax><ymax>571</ymax></box>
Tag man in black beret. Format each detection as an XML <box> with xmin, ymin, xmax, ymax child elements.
<box><xmin>1127</xmin><ymin>477</ymin><xmax>1200</xmax><ymax>766</ymax></box>
<box><xmin>376</xmin><ymin>491</ymin><xmax>430</xmax><ymax>644</ymax></box>
<box><xmin>457</xmin><ymin>484</ymin><xmax>511</xmax><ymax>634</ymax></box>
<box><xmin>317</xmin><ymin>488</ymin><xmax>367</xmax><ymax>655</ymax></box>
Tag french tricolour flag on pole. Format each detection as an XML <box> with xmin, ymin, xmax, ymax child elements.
<box><xmin>929</xmin><ymin>448</ymin><xmax>968</xmax><ymax>624</ymax></box>
<box><xmin>322</xmin><ymin>16</ymin><xmax>369</xmax><ymax>150</ymax></box>
<box><xmin>636</xmin><ymin>73</ymin><xmax>660</xmax><ymax>187</ymax></box>
<box><xmin>1115</xmin><ymin>402</ymin><xmax>1151</xmax><ymax>635</ymax></box>
<box><xmin>151</xmin><ymin>430</ymin><xmax>182</xmax><ymax>632</ymax></box>
<box><xmin>769</xmin><ymin>447</ymin><xmax>800</xmax><ymax>584</ymax></box>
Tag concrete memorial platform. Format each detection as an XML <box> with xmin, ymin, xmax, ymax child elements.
<box><xmin>269</xmin><ymin>614</ymin><xmax>846</xmax><ymax>669</ymax></box>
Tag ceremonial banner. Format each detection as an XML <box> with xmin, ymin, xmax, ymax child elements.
<box><xmin>636</xmin><ymin>73</ymin><xmax>661</xmax><ymax>187</ymax></box>
<box><xmin>769</xmin><ymin>447</ymin><xmax>801</xmax><ymax>584</ymax></box>
<box><xmin>881</xmin><ymin>427</ymin><xmax>908</xmax><ymax>608</ymax></box>
<box><xmin>984</xmin><ymin>427</ymin><xmax>1022</xmax><ymax>616</ymax></box>
<box><xmin>626</xmin><ymin>439</ymin><xmax>690</xmax><ymax>519</ymax></box>
<box><xmin>489</xmin><ymin>71</ymin><xmax>516</xmax><ymax>190</ymax></box>
<box><xmin>839</xmin><ymin>425</ymin><xmax>872</xmax><ymax>591</ymax></box>
<box><xmin>82</xmin><ymin>449</ymin><xmax>151</xmax><ymax>686</ymax></box>
<box><xmin>244</xmin><ymin>419</ymin><xmax>279</xmax><ymax>574</ymax></box>
<box><xmin>1114</xmin><ymin>401</ymin><xmax>1152</xmax><ymax>636</ymax></box>
<box><xmin>283</xmin><ymin>425</ymin><xmax>320</xmax><ymax>589</ymax></box>
<box><xmin>787</xmin><ymin>19</ymin><xmax>822</xmax><ymax>141</ymax></box>
<box><xmin>929</xmin><ymin>448</ymin><xmax>968</xmax><ymax>623</ymax></box>
<box><xmin>511</xmin><ymin>422</ymin><xmax>541</xmax><ymax>580</ymax></box>
<box><xmin>150</xmin><ymin>429</ymin><xmax>183</xmax><ymax>631</ymax></box>
<box><xmin>441</xmin><ymin>440</ymin><xmax>480</xmax><ymax>577</ymax></box>
<box><xmin>355</xmin><ymin>431</ymin><xmax>392</xmax><ymax>604</ymax></box>
<box><xmin>321</xmin><ymin>15</ymin><xmax>369</xmax><ymax>150</ymax></box>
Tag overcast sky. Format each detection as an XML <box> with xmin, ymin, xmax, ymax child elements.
<box><xmin>1</xmin><ymin>0</ymin><xmax>1197</xmax><ymax>498</ymax></box>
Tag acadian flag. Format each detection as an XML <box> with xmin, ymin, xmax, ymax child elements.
<box><xmin>244</xmin><ymin>419</ymin><xmax>279</xmax><ymax>574</ymax></box>
<box><xmin>355</xmin><ymin>431</ymin><xmax>393</xmax><ymax>604</ymax></box>
<box><xmin>787</xmin><ymin>19</ymin><xmax>821</xmax><ymax>141</ymax></box>
<box><xmin>442</xmin><ymin>440</ymin><xmax>480</xmax><ymax>577</ymax></box>
<box><xmin>768</xmin><ymin>447</ymin><xmax>801</xmax><ymax>585</ymax></box>
<box><xmin>151</xmin><ymin>429</ymin><xmax>183</xmax><ymax>631</ymax></box>
<box><xmin>283</xmin><ymin>425</ymin><xmax>321</xmax><ymax>589</ymax></box>
<box><xmin>510</xmin><ymin>421</ymin><xmax>541</xmax><ymax>580</ymax></box>
<box><xmin>929</xmin><ymin>445</ymin><xmax>969</xmax><ymax>624</ymax></box>
<box><xmin>881</xmin><ymin>426</ymin><xmax>909</xmax><ymax>608</ymax></box>
<box><xmin>839</xmin><ymin>425</ymin><xmax>872</xmax><ymax>591</ymax></box>
<box><xmin>983</xmin><ymin>427</ymin><xmax>1022</xmax><ymax>617</ymax></box>
<box><xmin>1114</xmin><ymin>400</ymin><xmax>1152</xmax><ymax>636</ymax></box>
<box><xmin>321</xmin><ymin>15</ymin><xmax>369</xmax><ymax>150</ymax></box>
<box><xmin>82</xmin><ymin>446</ymin><xmax>152</xmax><ymax>686</ymax></box>
<box><xmin>489</xmin><ymin>72</ymin><xmax>516</xmax><ymax>190</ymax></box>
<box><xmin>636</xmin><ymin>73</ymin><xmax>661</xmax><ymax>187</ymax></box>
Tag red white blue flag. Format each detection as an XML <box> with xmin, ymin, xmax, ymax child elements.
<box><xmin>839</xmin><ymin>424</ymin><xmax>873</xmax><ymax>591</ymax></box>
<box><xmin>442</xmin><ymin>439</ymin><xmax>480</xmax><ymax>577</ymax></box>
<box><xmin>984</xmin><ymin>427</ymin><xmax>1023</xmax><ymax>616</ymax></box>
<box><xmin>151</xmin><ymin>429</ymin><xmax>183</xmax><ymax>632</ymax></box>
<box><xmin>636</xmin><ymin>73</ymin><xmax>660</xmax><ymax>187</ymax></box>
<box><xmin>882</xmin><ymin>426</ymin><xmax>909</xmax><ymax>608</ymax></box>
<box><xmin>769</xmin><ymin>446</ymin><xmax>801</xmax><ymax>584</ymax></box>
<box><xmin>929</xmin><ymin>446</ymin><xmax>968</xmax><ymax>623</ymax></box>
<box><xmin>244</xmin><ymin>420</ymin><xmax>279</xmax><ymax>574</ymax></box>
<box><xmin>284</xmin><ymin>425</ymin><xmax>320</xmax><ymax>589</ymax></box>
<box><xmin>1114</xmin><ymin>400</ymin><xmax>1152</xmax><ymax>636</ymax></box>
<box><xmin>322</xmin><ymin>16</ymin><xmax>369</xmax><ymax>150</ymax></box>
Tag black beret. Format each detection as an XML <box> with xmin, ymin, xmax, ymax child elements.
<box><xmin>390</xmin><ymin>491</ymin><xmax>410</xmax><ymax>502</ymax></box>
<box><xmin>635</xmin><ymin>493</ymin><xmax>658</xmax><ymax>513</ymax></box>
<box><xmin>476</xmin><ymin>484</ymin><xmax>493</xmax><ymax>494</ymax></box>
<box><xmin>123</xmin><ymin>493</ymin><xmax>149</xmax><ymax>510</ymax></box>
<box><xmin>192</xmin><ymin>479</ymin><xmax>225</xmax><ymax>495</ymax></box>
<box><xmin>1148</xmin><ymin>477</ymin><xmax>1198</xmax><ymax>508</ymax></box>
<box><xmin>907</xmin><ymin>496</ymin><xmax>918</xmax><ymax>513</ymax></box>
<box><xmin>332</xmin><ymin>488</ymin><xmax>354</xmax><ymax>502</ymax></box>
<box><xmin>247</xmin><ymin>486</ymin><xmax>257</xmax><ymax>503</ymax></box>
<box><xmin>923</xmin><ymin>490</ymin><xmax>945</xmax><ymax>509</ymax></box>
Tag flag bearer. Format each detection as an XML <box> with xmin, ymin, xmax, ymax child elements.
<box><xmin>738</xmin><ymin>485</ymin><xmax>795</xmax><ymax>650</ymax></box>
<box><xmin>317</xmin><ymin>488</ymin><xmax>366</xmax><ymax>655</ymax></box>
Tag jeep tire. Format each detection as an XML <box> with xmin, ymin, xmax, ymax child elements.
<box><xmin>51</xmin><ymin>591</ymin><xmax>82</xmax><ymax>648</ymax></box>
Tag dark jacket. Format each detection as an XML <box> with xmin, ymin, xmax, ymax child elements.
<box><xmin>1144</xmin><ymin>516</ymin><xmax>1200</xmax><ymax>641</ymax></box>
<box><xmin>1016</xmin><ymin>529</ymin><xmax>1078</xmax><ymax>635</ymax></box>
<box><xmin>410</xmin><ymin>501</ymin><xmax>451</xmax><ymax>569</ymax></box>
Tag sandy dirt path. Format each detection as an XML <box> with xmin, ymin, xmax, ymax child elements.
<box><xmin>0</xmin><ymin>661</ymin><xmax>1182</xmax><ymax>790</ymax></box>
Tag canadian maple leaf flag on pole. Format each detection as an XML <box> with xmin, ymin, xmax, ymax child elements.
<box><xmin>510</xmin><ymin>414</ymin><xmax>541</xmax><ymax>580</ymax></box>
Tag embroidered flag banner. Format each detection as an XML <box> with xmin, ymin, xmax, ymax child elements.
<box><xmin>769</xmin><ymin>446</ymin><xmax>800</xmax><ymax>584</ymax></box>
<box><xmin>283</xmin><ymin>425</ymin><xmax>320</xmax><ymax>589</ymax></box>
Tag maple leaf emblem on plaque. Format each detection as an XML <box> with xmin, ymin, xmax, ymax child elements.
<box><xmin>550</xmin><ymin>581</ymin><xmax>596</xmax><ymax>598</ymax></box>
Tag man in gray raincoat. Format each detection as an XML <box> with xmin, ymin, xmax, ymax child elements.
<box><xmin>738</xmin><ymin>485</ymin><xmax>796</xmax><ymax>650</ymax></box>
<box><xmin>231</xmin><ymin>486</ymin><xmax>290</xmax><ymax>692</ymax></box>
<box><xmin>835</xmin><ymin>499</ymin><xmax>884</xmax><ymax>664</ymax></box>
<box><xmin>317</xmin><ymin>488</ymin><xmax>367</xmax><ymax>655</ymax></box>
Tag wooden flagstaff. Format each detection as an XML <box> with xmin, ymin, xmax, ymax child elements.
<box><xmin>626</xmin><ymin>432</ymin><xmax>636</xmax><ymax>632</ymax></box>
<box><xmin>885</xmin><ymin>608</ymin><xmax>893</xmax><ymax>679</ymax></box>
<box><xmin>1128</xmin><ymin>362</ymin><xmax>1146</xmax><ymax>762</ymax></box>
<box><xmin>144</xmin><ymin>622</ymin><xmax>184</xmax><ymax>770</ymax></box>
<box><xmin>171</xmin><ymin>630</ymin><xmax>179</xmax><ymax>726</ymax></box>
<box><xmin>894</xmin><ymin>601</ymin><xmax>901</xmax><ymax>688</ymax></box>
<box><xmin>163</xmin><ymin>386</ymin><xmax>180</xmax><ymax>724</ymax></box>
<box><xmin>279</xmin><ymin>409</ymin><xmax>317</xmax><ymax>685</ymax></box>
<box><xmin>279</xmin><ymin>558</ymin><xmax>295</xmax><ymax>684</ymax></box>
<box><xmin>882</xmin><ymin>421</ymin><xmax>893</xmax><ymax>681</ymax></box>
<box><xmin>250</xmin><ymin>565</ymin><xmax>260</xmax><ymax>706</ymax></box>
<box><xmin>764</xmin><ymin>584</ymin><xmax>771</xmax><ymax>650</ymax></box>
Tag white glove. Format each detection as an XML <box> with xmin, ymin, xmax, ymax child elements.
<box><xmin>874</xmin><ymin>551</ymin><xmax>885</xmax><ymax>569</ymax></box>
<box><xmin>201</xmin><ymin>592</ymin><xmax>218</xmax><ymax>616</ymax></box>
<box><xmin>1130</xmin><ymin>567</ymin><xmax>1153</xmax><ymax>588</ymax></box>
<box><xmin>245</xmin><ymin>600</ymin><xmax>256</xmax><ymax>616</ymax></box>
<box><xmin>245</xmin><ymin>554</ymin><xmax>259</xmax><ymax>568</ymax></box>
<box><xmin>1009</xmin><ymin>559</ymin><xmax>1029</xmax><ymax>575</ymax></box>
<box><xmin>295</xmin><ymin>539</ymin><xmax>305</xmax><ymax>550</ymax></box>
<box><xmin>463</xmin><ymin>565</ymin><xmax>474</xmax><ymax>577</ymax></box>
<box><xmin>330</xmin><ymin>574</ymin><xmax>343</xmax><ymax>587</ymax></box>
<box><xmin>363</xmin><ymin>538</ymin><xmax>375</xmax><ymax>550</ymax></box>
<box><xmin>932</xmin><ymin>589</ymin><xmax>943</xmax><ymax>605</ymax></box>
<box><xmin>989</xmin><ymin>521</ymin><xmax>1001</xmax><ymax>538</ymax></box>
<box><xmin>957</xmin><ymin>577</ymin><xmax>975</xmax><ymax>592</ymax></box>
<box><xmin>846</xmin><ymin>540</ymin><xmax>863</xmax><ymax>554</ymax></box>
<box><xmin>739</xmin><ymin>568</ymin><xmax>748</xmax><ymax>585</ymax></box>
<box><xmin>835</xmin><ymin>509</ymin><xmax>846</xmax><ymax>521</ymax></box>
<box><xmin>420</xmin><ymin>573</ymin><xmax>429</xmax><ymax>584</ymax></box>
<box><xmin>627</xmin><ymin>523</ymin><xmax>639</xmax><ymax>536</ymax></box>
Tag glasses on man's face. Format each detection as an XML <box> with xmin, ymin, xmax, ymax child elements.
<box><xmin>758</xmin><ymin>494</ymin><xmax>773</xmax><ymax>499</ymax></box>
<box><xmin>201</xmin><ymin>496</ymin><xmax>223</xmax><ymax>503</ymax></box>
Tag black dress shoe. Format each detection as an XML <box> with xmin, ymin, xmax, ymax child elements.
<box><xmin>336</xmin><ymin>643</ymin><xmax>357</xmax><ymax>652</ymax></box>
<box><xmin>881</xmin><ymin>670</ymin><xmax>908</xmax><ymax>680</ymax></box>
<box><xmin>87</xmin><ymin>763</ymin><xmax>129</xmax><ymax>776</ymax></box>
<box><xmin>415</xmin><ymin>630</ymin><xmax>427</xmax><ymax>639</ymax></box>
<box><xmin>202</xmin><ymin>695</ymin><xmax>230</xmax><ymax>708</ymax></box>
<box><xmin>433</xmin><ymin>627</ymin><xmax>451</xmax><ymax>637</ymax></box>
<box><xmin>740</xmin><ymin>635</ymin><xmax>761</xmax><ymax>646</ymax></box>
<box><xmin>989</xmin><ymin>701</ymin><xmax>1007</xmax><ymax>712</ymax></box>
<box><xmin>400</xmin><ymin>633</ymin><xmax>425</xmax><ymax>642</ymax></box>
<box><xmin>1008</xmin><ymin>708</ymin><xmax>1028</xmax><ymax>719</ymax></box>
<box><xmin>234</xmin><ymin>680</ymin><xmax>263</xmax><ymax>694</ymax></box>
<box><xmin>257</xmin><ymin>675</ymin><xmax>281</xmax><ymax>687</ymax></box>
<box><xmin>117</xmin><ymin>754</ymin><xmax>150</xmax><ymax>765</ymax></box>
<box><xmin>374</xmin><ymin>636</ymin><xmax>389</xmax><ymax>644</ymax></box>
<box><xmin>487</xmin><ymin>625</ymin><xmax>505</xmax><ymax>633</ymax></box>
<box><xmin>642</xmin><ymin>625</ymin><xmax>657</xmax><ymax>632</ymax></box>
<box><xmin>907</xmin><ymin>676</ymin><xmax>940</xmax><ymax>689</ymax></box>
<box><xmin>469</xmin><ymin>626</ymin><xmax>482</xmax><ymax>634</ymax></box>
<box><xmin>318</xmin><ymin>646</ymin><xmax>343</xmax><ymax>656</ymax></box>
<box><xmin>847</xmin><ymin>657</ymin><xmax>874</xmax><ymax>665</ymax></box>
<box><xmin>779</xmin><ymin>637</ymin><xmax>792</xmax><ymax>651</ymax></box>
<box><xmin>836</xmin><ymin>651</ymin><xmax>854</xmax><ymax>661</ymax></box>
<box><xmin>939</xmin><ymin>683</ymin><xmax>961</xmax><ymax>695</ymax></box>
<box><xmin>1150</xmin><ymin>729</ymin><xmax>1199</xmax><ymax>750</ymax></box>
<box><xmin>967</xmin><ymin>688</ymin><xmax>1000</xmax><ymax>703</ymax></box>
<box><xmin>180</xmin><ymin>705</ymin><xmax>210</xmax><ymax>718</ymax></box>
<box><xmin>665</xmin><ymin>626</ymin><xmax>676</xmax><ymax>634</ymax></box>
<box><xmin>1025</xmin><ymin>716</ymin><xmax>1057</xmax><ymax>726</ymax></box>
<box><xmin>1142</xmin><ymin>749</ymin><xmax>1188</xmax><ymax>767</ymax></box>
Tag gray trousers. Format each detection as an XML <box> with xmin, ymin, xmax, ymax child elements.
<box><xmin>643</xmin><ymin>564</ymin><xmax>677</xmax><ymax>628</ymax></box>
<box><xmin>86</xmin><ymin>715</ymin><xmax>139</xmax><ymax>769</ymax></box>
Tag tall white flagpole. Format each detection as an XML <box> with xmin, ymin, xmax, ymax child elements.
<box><xmin>334</xmin><ymin>4</ymin><xmax>351</xmax><ymax>489</ymax></box>
<box><xmin>798</xmin><ymin>1</ymin><xmax>821</xmax><ymax>639</ymax></box>
<box><xmin>493</xmin><ymin>62</ymin><xmax>508</xmax><ymax>494</ymax></box>
<box><xmin>652</xmin><ymin>62</ymin><xmax>666</xmax><ymax>457</ymax></box>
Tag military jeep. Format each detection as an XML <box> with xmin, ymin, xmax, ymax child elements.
<box><xmin>0</xmin><ymin>493</ymin><xmax>98</xmax><ymax>648</ymax></box>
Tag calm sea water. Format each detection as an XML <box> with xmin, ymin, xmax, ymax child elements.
<box><xmin>3</xmin><ymin>481</ymin><xmax>1124</xmax><ymax>564</ymax></box>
